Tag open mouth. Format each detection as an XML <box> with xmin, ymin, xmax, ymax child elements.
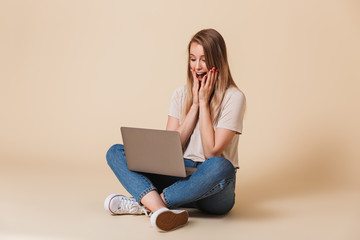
<box><xmin>196</xmin><ymin>72</ymin><xmax>206</xmax><ymax>81</ymax></box>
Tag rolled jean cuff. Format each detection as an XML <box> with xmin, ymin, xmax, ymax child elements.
<box><xmin>162</xmin><ymin>191</ymin><xmax>172</xmax><ymax>208</ymax></box>
<box><xmin>136</xmin><ymin>186</ymin><xmax>157</xmax><ymax>203</ymax></box>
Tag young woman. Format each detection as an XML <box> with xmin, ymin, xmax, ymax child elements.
<box><xmin>104</xmin><ymin>28</ymin><xmax>246</xmax><ymax>232</ymax></box>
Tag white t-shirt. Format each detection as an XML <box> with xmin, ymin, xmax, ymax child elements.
<box><xmin>168</xmin><ymin>85</ymin><xmax>246</xmax><ymax>168</ymax></box>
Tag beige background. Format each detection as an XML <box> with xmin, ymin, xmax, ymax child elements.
<box><xmin>1</xmin><ymin>0</ymin><xmax>360</xmax><ymax>239</ymax></box>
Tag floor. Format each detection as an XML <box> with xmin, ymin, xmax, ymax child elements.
<box><xmin>1</xmin><ymin>161</ymin><xmax>359</xmax><ymax>240</ymax></box>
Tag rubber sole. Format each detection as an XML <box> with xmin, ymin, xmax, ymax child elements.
<box><xmin>155</xmin><ymin>210</ymin><xmax>188</xmax><ymax>231</ymax></box>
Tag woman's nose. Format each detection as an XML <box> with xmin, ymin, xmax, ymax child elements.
<box><xmin>195</xmin><ymin>60</ymin><xmax>202</xmax><ymax>70</ymax></box>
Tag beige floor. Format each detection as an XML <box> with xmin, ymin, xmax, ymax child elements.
<box><xmin>1</xmin><ymin>161</ymin><xmax>359</xmax><ymax>240</ymax></box>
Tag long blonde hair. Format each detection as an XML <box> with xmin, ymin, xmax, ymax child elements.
<box><xmin>183</xmin><ymin>28</ymin><xmax>239</xmax><ymax>125</ymax></box>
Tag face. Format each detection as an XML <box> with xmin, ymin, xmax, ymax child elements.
<box><xmin>189</xmin><ymin>42</ymin><xmax>209</xmax><ymax>81</ymax></box>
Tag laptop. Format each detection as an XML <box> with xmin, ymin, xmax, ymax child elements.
<box><xmin>121</xmin><ymin>127</ymin><xmax>197</xmax><ymax>177</ymax></box>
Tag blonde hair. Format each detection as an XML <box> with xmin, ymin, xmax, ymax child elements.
<box><xmin>183</xmin><ymin>28</ymin><xmax>239</xmax><ymax>125</ymax></box>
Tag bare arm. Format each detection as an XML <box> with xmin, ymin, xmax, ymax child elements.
<box><xmin>198</xmin><ymin>68</ymin><xmax>236</xmax><ymax>159</ymax></box>
<box><xmin>166</xmin><ymin>103</ymin><xmax>198</xmax><ymax>148</ymax></box>
<box><xmin>199</xmin><ymin>102</ymin><xmax>236</xmax><ymax>158</ymax></box>
<box><xmin>166</xmin><ymin>69</ymin><xmax>201</xmax><ymax>148</ymax></box>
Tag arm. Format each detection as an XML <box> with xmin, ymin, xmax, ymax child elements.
<box><xmin>199</xmin><ymin>103</ymin><xmax>236</xmax><ymax>159</ymax></box>
<box><xmin>166</xmin><ymin>103</ymin><xmax>198</xmax><ymax>148</ymax></box>
<box><xmin>198</xmin><ymin>68</ymin><xmax>236</xmax><ymax>159</ymax></box>
<box><xmin>166</xmin><ymin>69</ymin><xmax>201</xmax><ymax>148</ymax></box>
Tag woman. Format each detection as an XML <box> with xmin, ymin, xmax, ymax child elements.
<box><xmin>104</xmin><ymin>28</ymin><xmax>246</xmax><ymax>232</ymax></box>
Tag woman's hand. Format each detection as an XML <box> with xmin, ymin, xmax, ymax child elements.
<box><xmin>199</xmin><ymin>67</ymin><xmax>218</xmax><ymax>105</ymax></box>
<box><xmin>191</xmin><ymin>69</ymin><xmax>200</xmax><ymax>106</ymax></box>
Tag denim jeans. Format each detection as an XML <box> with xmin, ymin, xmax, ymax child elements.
<box><xmin>106</xmin><ymin>144</ymin><xmax>236</xmax><ymax>215</ymax></box>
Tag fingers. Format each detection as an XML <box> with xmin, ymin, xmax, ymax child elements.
<box><xmin>205</xmin><ymin>67</ymin><xmax>217</xmax><ymax>89</ymax></box>
<box><xmin>200</xmin><ymin>73</ymin><xmax>207</xmax><ymax>90</ymax></box>
<box><xmin>191</xmin><ymin>69</ymin><xmax>199</xmax><ymax>90</ymax></box>
<box><xmin>191</xmin><ymin>69</ymin><xmax>196</xmax><ymax>82</ymax></box>
<box><xmin>198</xmin><ymin>67</ymin><xmax>219</xmax><ymax>104</ymax></box>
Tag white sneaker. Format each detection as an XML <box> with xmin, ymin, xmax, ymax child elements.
<box><xmin>150</xmin><ymin>207</ymin><xmax>188</xmax><ymax>232</ymax></box>
<box><xmin>104</xmin><ymin>194</ymin><xmax>149</xmax><ymax>215</ymax></box>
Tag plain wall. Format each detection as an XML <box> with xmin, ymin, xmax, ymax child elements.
<box><xmin>1</xmin><ymin>0</ymin><xmax>360</xmax><ymax>193</ymax></box>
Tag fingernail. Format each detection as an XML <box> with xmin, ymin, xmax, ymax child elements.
<box><xmin>216</xmin><ymin>69</ymin><xmax>218</xmax><ymax>72</ymax></box>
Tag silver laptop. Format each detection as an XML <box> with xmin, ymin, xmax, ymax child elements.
<box><xmin>121</xmin><ymin>127</ymin><xmax>196</xmax><ymax>177</ymax></box>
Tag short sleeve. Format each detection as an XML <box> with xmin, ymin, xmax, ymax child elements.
<box><xmin>168</xmin><ymin>86</ymin><xmax>185</xmax><ymax>120</ymax></box>
<box><xmin>216</xmin><ymin>88</ymin><xmax>246</xmax><ymax>134</ymax></box>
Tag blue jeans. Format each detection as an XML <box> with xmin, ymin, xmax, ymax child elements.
<box><xmin>106</xmin><ymin>144</ymin><xmax>236</xmax><ymax>215</ymax></box>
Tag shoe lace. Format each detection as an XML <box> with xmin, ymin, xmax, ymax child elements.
<box><xmin>118</xmin><ymin>198</ymin><xmax>150</xmax><ymax>216</ymax></box>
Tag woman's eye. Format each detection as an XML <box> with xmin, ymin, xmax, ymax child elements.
<box><xmin>201</xmin><ymin>59</ymin><xmax>206</xmax><ymax>62</ymax></box>
<box><xmin>190</xmin><ymin>59</ymin><xmax>196</xmax><ymax>61</ymax></box>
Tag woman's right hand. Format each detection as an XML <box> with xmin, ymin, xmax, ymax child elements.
<box><xmin>191</xmin><ymin>69</ymin><xmax>200</xmax><ymax>106</ymax></box>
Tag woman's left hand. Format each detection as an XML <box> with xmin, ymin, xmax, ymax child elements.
<box><xmin>199</xmin><ymin>67</ymin><xmax>218</xmax><ymax>105</ymax></box>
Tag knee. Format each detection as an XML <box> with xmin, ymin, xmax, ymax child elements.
<box><xmin>203</xmin><ymin>156</ymin><xmax>235</xmax><ymax>180</ymax></box>
<box><xmin>106</xmin><ymin>144</ymin><xmax>124</xmax><ymax>166</ymax></box>
<box><xmin>207</xmin><ymin>156</ymin><xmax>234</xmax><ymax>170</ymax></box>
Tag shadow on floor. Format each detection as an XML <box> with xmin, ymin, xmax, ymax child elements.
<box><xmin>233</xmin><ymin>136</ymin><xmax>347</xmax><ymax>220</ymax></box>
<box><xmin>190</xmin><ymin>136</ymin><xmax>347</xmax><ymax>220</ymax></box>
